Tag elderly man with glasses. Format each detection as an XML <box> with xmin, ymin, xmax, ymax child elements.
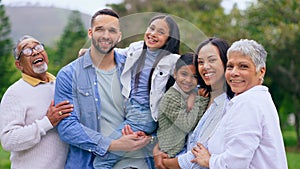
<box><xmin>0</xmin><ymin>35</ymin><xmax>73</xmax><ymax>169</ymax></box>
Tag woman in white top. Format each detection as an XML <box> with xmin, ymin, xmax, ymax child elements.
<box><xmin>153</xmin><ymin>37</ymin><xmax>234</xmax><ymax>169</ymax></box>
<box><xmin>191</xmin><ymin>39</ymin><xmax>288</xmax><ymax>169</ymax></box>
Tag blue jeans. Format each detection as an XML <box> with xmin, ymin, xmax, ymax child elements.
<box><xmin>93</xmin><ymin>98</ymin><xmax>157</xmax><ymax>169</ymax></box>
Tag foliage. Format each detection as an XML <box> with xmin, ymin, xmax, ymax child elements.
<box><xmin>52</xmin><ymin>10</ymin><xmax>88</xmax><ymax>75</ymax></box>
<box><xmin>109</xmin><ymin>0</ymin><xmax>228</xmax><ymax>52</ymax></box>
<box><xmin>45</xmin><ymin>45</ymin><xmax>59</xmax><ymax>75</ymax></box>
<box><xmin>242</xmin><ymin>0</ymin><xmax>300</xmax><ymax>147</ymax></box>
<box><xmin>0</xmin><ymin>0</ymin><xmax>19</xmax><ymax>100</ymax></box>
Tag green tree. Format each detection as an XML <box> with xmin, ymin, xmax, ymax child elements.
<box><xmin>242</xmin><ymin>0</ymin><xmax>300</xmax><ymax>147</ymax></box>
<box><xmin>0</xmin><ymin>0</ymin><xmax>18</xmax><ymax>100</ymax></box>
<box><xmin>108</xmin><ymin>0</ymin><xmax>227</xmax><ymax>52</ymax></box>
<box><xmin>53</xmin><ymin>10</ymin><xmax>87</xmax><ymax>74</ymax></box>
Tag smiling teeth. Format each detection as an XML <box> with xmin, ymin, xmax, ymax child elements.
<box><xmin>230</xmin><ymin>80</ymin><xmax>242</xmax><ymax>82</ymax></box>
<box><xmin>100</xmin><ymin>41</ymin><xmax>111</xmax><ymax>45</ymax></box>
<box><xmin>205</xmin><ymin>73</ymin><xmax>214</xmax><ymax>77</ymax></box>
<box><xmin>148</xmin><ymin>38</ymin><xmax>157</xmax><ymax>42</ymax></box>
<box><xmin>33</xmin><ymin>58</ymin><xmax>43</xmax><ymax>64</ymax></box>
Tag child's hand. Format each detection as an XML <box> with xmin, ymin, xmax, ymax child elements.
<box><xmin>122</xmin><ymin>124</ymin><xmax>133</xmax><ymax>135</ymax></box>
<box><xmin>122</xmin><ymin>124</ymin><xmax>146</xmax><ymax>137</ymax></box>
<box><xmin>153</xmin><ymin>144</ymin><xmax>169</xmax><ymax>169</ymax></box>
<box><xmin>186</xmin><ymin>92</ymin><xmax>196</xmax><ymax>111</ymax></box>
<box><xmin>78</xmin><ymin>48</ymin><xmax>88</xmax><ymax>57</ymax></box>
<box><xmin>198</xmin><ymin>88</ymin><xmax>209</xmax><ymax>98</ymax></box>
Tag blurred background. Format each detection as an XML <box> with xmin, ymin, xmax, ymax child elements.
<box><xmin>0</xmin><ymin>0</ymin><xmax>299</xmax><ymax>168</ymax></box>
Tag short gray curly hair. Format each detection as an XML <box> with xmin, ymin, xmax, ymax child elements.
<box><xmin>13</xmin><ymin>35</ymin><xmax>35</xmax><ymax>60</ymax></box>
<box><xmin>227</xmin><ymin>39</ymin><xmax>267</xmax><ymax>72</ymax></box>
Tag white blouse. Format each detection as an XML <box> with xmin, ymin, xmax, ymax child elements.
<box><xmin>209</xmin><ymin>85</ymin><xmax>288</xmax><ymax>169</ymax></box>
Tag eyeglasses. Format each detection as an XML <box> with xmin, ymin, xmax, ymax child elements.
<box><xmin>17</xmin><ymin>43</ymin><xmax>44</xmax><ymax>60</ymax></box>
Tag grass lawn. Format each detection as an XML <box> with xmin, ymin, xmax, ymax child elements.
<box><xmin>287</xmin><ymin>149</ymin><xmax>300</xmax><ymax>169</ymax></box>
<box><xmin>0</xmin><ymin>146</ymin><xmax>10</xmax><ymax>169</ymax></box>
<box><xmin>283</xmin><ymin>126</ymin><xmax>300</xmax><ymax>169</ymax></box>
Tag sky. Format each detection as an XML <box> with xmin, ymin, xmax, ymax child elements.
<box><xmin>2</xmin><ymin>0</ymin><xmax>256</xmax><ymax>15</ymax></box>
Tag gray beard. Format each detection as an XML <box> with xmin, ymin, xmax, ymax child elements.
<box><xmin>33</xmin><ymin>63</ymin><xmax>48</xmax><ymax>74</ymax></box>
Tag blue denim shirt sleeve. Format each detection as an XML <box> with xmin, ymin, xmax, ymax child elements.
<box><xmin>54</xmin><ymin>57</ymin><xmax>112</xmax><ymax>156</ymax></box>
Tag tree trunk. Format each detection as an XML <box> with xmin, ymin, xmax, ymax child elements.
<box><xmin>295</xmin><ymin>112</ymin><xmax>300</xmax><ymax>148</ymax></box>
<box><xmin>293</xmin><ymin>97</ymin><xmax>300</xmax><ymax>148</ymax></box>
<box><xmin>292</xmin><ymin>95</ymin><xmax>300</xmax><ymax>148</ymax></box>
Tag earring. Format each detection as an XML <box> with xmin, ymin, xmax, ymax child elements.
<box><xmin>260</xmin><ymin>77</ymin><xmax>264</xmax><ymax>83</ymax></box>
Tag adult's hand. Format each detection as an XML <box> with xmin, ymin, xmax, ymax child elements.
<box><xmin>153</xmin><ymin>144</ymin><xmax>169</xmax><ymax>169</ymax></box>
<box><xmin>46</xmin><ymin>100</ymin><xmax>73</xmax><ymax>127</ymax></box>
<box><xmin>191</xmin><ymin>142</ymin><xmax>210</xmax><ymax>168</ymax></box>
<box><xmin>109</xmin><ymin>133</ymin><xmax>151</xmax><ymax>152</ymax></box>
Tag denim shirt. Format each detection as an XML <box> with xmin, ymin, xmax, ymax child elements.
<box><xmin>54</xmin><ymin>49</ymin><xmax>125</xmax><ymax>169</ymax></box>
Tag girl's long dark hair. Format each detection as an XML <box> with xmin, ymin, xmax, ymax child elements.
<box><xmin>194</xmin><ymin>37</ymin><xmax>234</xmax><ymax>99</ymax></box>
<box><xmin>133</xmin><ymin>15</ymin><xmax>180</xmax><ymax>91</ymax></box>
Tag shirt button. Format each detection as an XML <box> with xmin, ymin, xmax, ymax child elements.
<box><xmin>85</xmin><ymin>93</ymin><xmax>89</xmax><ymax>96</ymax></box>
<box><xmin>95</xmin><ymin>98</ymin><xmax>98</xmax><ymax>101</ymax></box>
<box><xmin>97</xmin><ymin>116</ymin><xmax>100</xmax><ymax>120</ymax></box>
<box><xmin>88</xmin><ymin>149</ymin><xmax>92</xmax><ymax>152</ymax></box>
<box><xmin>94</xmin><ymin>82</ymin><xmax>96</xmax><ymax>85</ymax></box>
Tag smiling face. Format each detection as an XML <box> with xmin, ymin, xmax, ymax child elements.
<box><xmin>89</xmin><ymin>14</ymin><xmax>121</xmax><ymax>54</ymax></box>
<box><xmin>174</xmin><ymin>64</ymin><xmax>198</xmax><ymax>93</ymax></box>
<box><xmin>197</xmin><ymin>43</ymin><xmax>226</xmax><ymax>91</ymax></box>
<box><xmin>144</xmin><ymin>18</ymin><xmax>170</xmax><ymax>51</ymax></box>
<box><xmin>15</xmin><ymin>38</ymin><xmax>49</xmax><ymax>80</ymax></box>
<box><xmin>225</xmin><ymin>52</ymin><xmax>265</xmax><ymax>95</ymax></box>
